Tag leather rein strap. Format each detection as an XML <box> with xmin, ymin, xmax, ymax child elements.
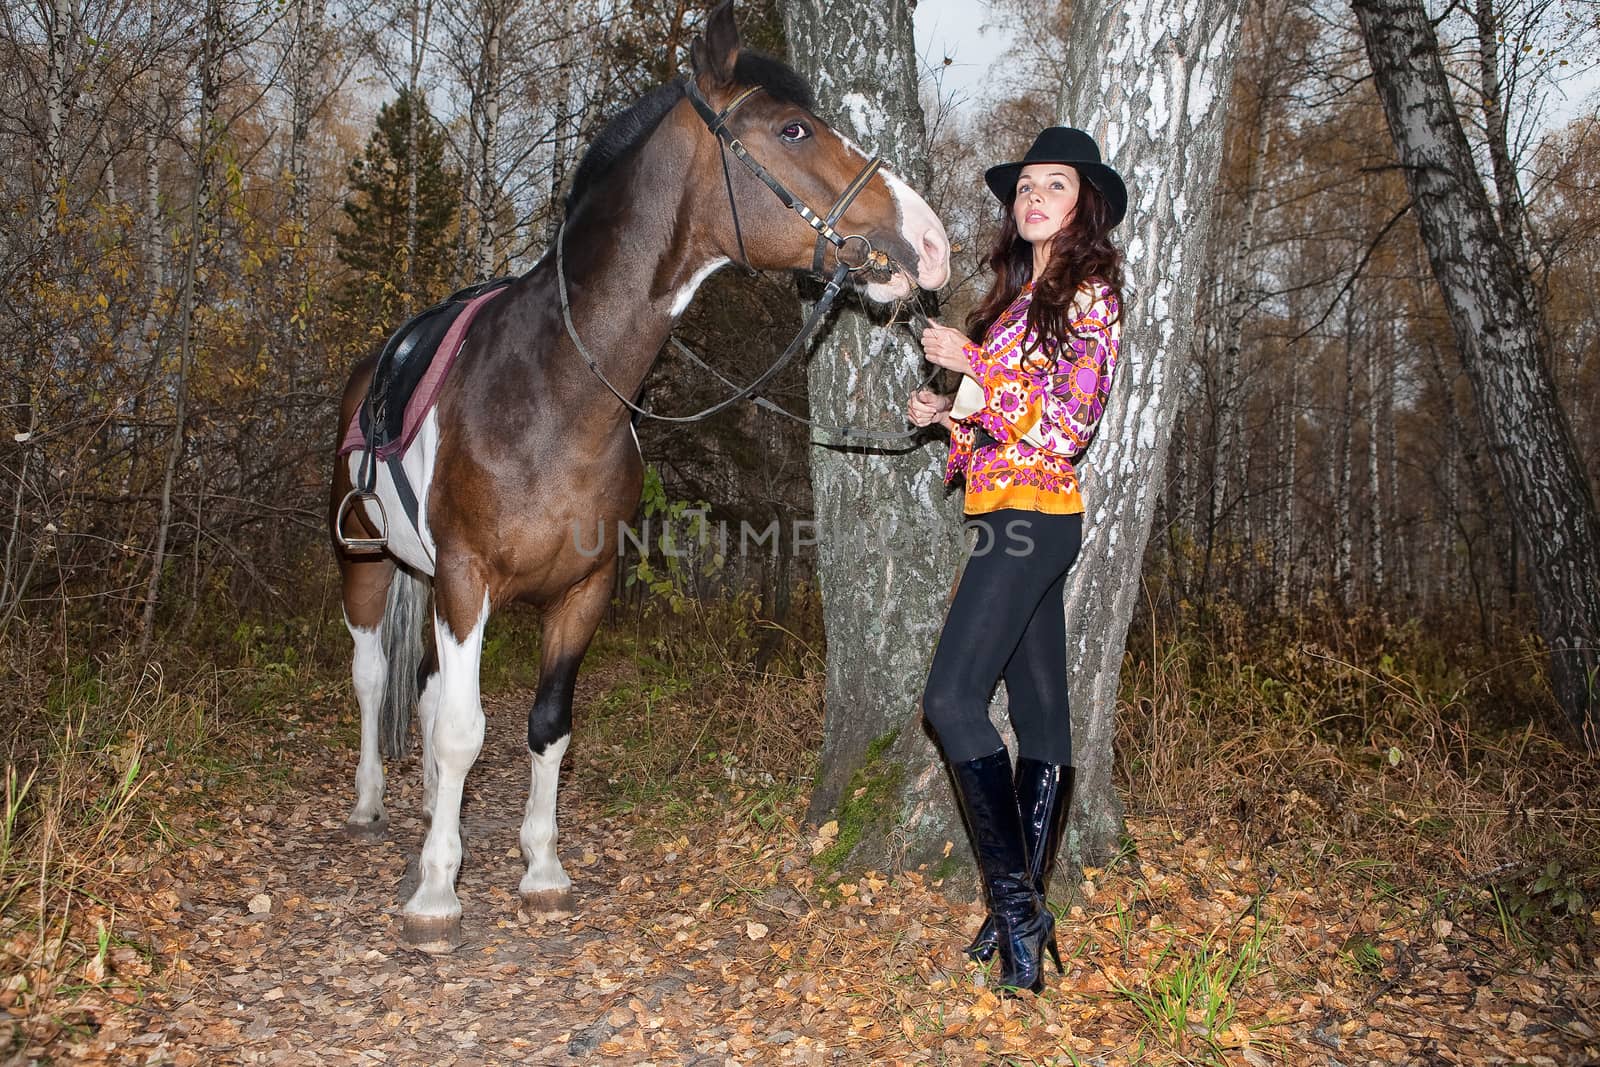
<box><xmin>558</xmin><ymin>224</ymin><xmax>849</xmax><ymax>426</ymax></box>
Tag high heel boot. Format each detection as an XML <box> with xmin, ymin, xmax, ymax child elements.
<box><xmin>965</xmin><ymin>759</ymin><xmax>1074</xmax><ymax>964</ymax></box>
<box><xmin>950</xmin><ymin>749</ymin><xmax>1061</xmax><ymax>993</ymax></box>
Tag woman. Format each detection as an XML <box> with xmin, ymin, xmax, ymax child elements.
<box><xmin>907</xmin><ymin>127</ymin><xmax>1126</xmax><ymax>994</ymax></box>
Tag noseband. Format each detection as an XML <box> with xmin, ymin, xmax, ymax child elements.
<box><xmin>683</xmin><ymin>80</ymin><xmax>891</xmax><ymax>279</ymax></box>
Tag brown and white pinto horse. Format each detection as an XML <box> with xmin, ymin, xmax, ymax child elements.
<box><xmin>329</xmin><ymin>4</ymin><xmax>949</xmax><ymax>950</ymax></box>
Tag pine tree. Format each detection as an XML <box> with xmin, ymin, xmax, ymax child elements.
<box><xmin>336</xmin><ymin>89</ymin><xmax>461</xmax><ymax>321</ymax></box>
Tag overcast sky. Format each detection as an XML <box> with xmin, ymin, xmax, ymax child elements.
<box><xmin>911</xmin><ymin>0</ymin><xmax>1014</xmax><ymax>113</ymax></box>
<box><xmin>907</xmin><ymin>0</ymin><xmax>1595</xmax><ymax>131</ymax></box>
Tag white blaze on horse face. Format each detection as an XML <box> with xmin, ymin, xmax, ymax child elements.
<box><xmin>668</xmin><ymin>257</ymin><xmax>731</xmax><ymax>318</ymax></box>
<box><xmin>345</xmin><ymin>621</ymin><xmax>387</xmax><ymax>831</ymax></box>
<box><xmin>519</xmin><ymin>732</ymin><xmax>572</xmax><ymax>902</ymax></box>
<box><xmin>877</xmin><ymin>167</ymin><xmax>951</xmax><ymax>295</ymax></box>
<box><xmin>829</xmin><ymin>132</ymin><xmax>951</xmax><ymax>300</ymax></box>
<box><xmin>345</xmin><ymin>408</ymin><xmax>441</xmax><ymax>575</ymax></box>
<box><xmin>403</xmin><ymin>592</ymin><xmax>489</xmax><ymax>928</ymax></box>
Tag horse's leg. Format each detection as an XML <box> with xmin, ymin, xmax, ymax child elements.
<box><xmin>401</xmin><ymin>563</ymin><xmax>489</xmax><ymax>952</ymax></box>
<box><xmin>519</xmin><ymin>559</ymin><xmax>614</xmax><ymax>917</ymax></box>
<box><xmin>416</xmin><ymin>642</ymin><xmax>441</xmax><ymax>823</ymax></box>
<box><xmin>342</xmin><ymin>555</ymin><xmax>395</xmax><ymax>839</ymax></box>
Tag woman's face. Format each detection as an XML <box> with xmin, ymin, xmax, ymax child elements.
<box><xmin>1012</xmin><ymin>164</ymin><xmax>1081</xmax><ymax>246</ymax></box>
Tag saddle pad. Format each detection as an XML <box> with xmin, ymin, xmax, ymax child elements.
<box><xmin>339</xmin><ymin>282</ymin><xmax>511</xmax><ymax>461</ymax></box>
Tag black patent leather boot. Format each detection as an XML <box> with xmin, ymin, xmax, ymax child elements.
<box><xmin>950</xmin><ymin>749</ymin><xmax>1061</xmax><ymax>993</ymax></box>
<box><xmin>965</xmin><ymin>760</ymin><xmax>1074</xmax><ymax>964</ymax></box>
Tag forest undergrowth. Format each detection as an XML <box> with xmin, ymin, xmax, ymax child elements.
<box><xmin>2</xmin><ymin>587</ymin><xmax>1596</xmax><ymax>1063</ymax></box>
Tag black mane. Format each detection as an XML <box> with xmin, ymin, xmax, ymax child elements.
<box><xmin>563</xmin><ymin>50</ymin><xmax>815</xmax><ymax>216</ymax></box>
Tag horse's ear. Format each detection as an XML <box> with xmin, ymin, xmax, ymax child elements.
<box><xmin>691</xmin><ymin>1</ymin><xmax>740</xmax><ymax>87</ymax></box>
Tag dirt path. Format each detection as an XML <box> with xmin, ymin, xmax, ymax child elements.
<box><xmin>51</xmin><ymin>683</ymin><xmax>1600</xmax><ymax>1067</ymax></box>
<box><xmin>105</xmin><ymin>687</ymin><xmax>886</xmax><ymax>1065</ymax></box>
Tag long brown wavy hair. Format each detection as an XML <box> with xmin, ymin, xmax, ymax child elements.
<box><xmin>964</xmin><ymin>177</ymin><xmax>1126</xmax><ymax>368</ymax></box>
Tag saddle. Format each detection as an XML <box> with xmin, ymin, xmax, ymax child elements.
<box><xmin>335</xmin><ymin>277</ymin><xmax>515</xmax><ymax>552</ymax></box>
<box><xmin>343</xmin><ymin>277</ymin><xmax>517</xmax><ymax>461</ymax></box>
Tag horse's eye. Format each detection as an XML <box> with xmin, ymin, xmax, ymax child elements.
<box><xmin>780</xmin><ymin>121</ymin><xmax>811</xmax><ymax>143</ymax></box>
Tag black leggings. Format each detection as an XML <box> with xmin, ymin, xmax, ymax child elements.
<box><xmin>921</xmin><ymin>509</ymin><xmax>1083</xmax><ymax>764</ymax></box>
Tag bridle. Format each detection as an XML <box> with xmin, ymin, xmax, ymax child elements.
<box><xmin>557</xmin><ymin>77</ymin><xmax>935</xmax><ymax>439</ymax></box>
<box><xmin>683</xmin><ymin>79</ymin><xmax>891</xmax><ymax>280</ymax></box>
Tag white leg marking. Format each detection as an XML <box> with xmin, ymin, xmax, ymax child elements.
<box><xmin>346</xmin><ymin>622</ymin><xmax>387</xmax><ymax>831</ymax></box>
<box><xmin>403</xmin><ymin>594</ymin><xmax>489</xmax><ymax>931</ymax></box>
<box><xmin>519</xmin><ymin>733</ymin><xmax>572</xmax><ymax>901</ymax></box>
<box><xmin>417</xmin><ymin>670</ymin><xmax>442</xmax><ymax>820</ymax></box>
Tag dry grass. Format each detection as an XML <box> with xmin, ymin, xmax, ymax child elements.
<box><xmin>0</xmin><ymin>617</ymin><xmax>330</xmax><ymax>1052</ymax></box>
<box><xmin>1118</xmin><ymin>604</ymin><xmax>1599</xmax><ymax>963</ymax></box>
<box><xmin>579</xmin><ymin>593</ymin><xmax>826</xmax><ymax>817</ymax></box>
<box><xmin>4</xmin><ymin>591</ymin><xmax>1597</xmax><ymax>1062</ymax></box>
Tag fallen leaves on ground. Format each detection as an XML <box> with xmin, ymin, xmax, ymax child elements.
<box><xmin>8</xmin><ymin>679</ymin><xmax>1597</xmax><ymax>1067</ymax></box>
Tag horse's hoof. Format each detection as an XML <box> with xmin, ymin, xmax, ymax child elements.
<box><xmin>344</xmin><ymin>813</ymin><xmax>389</xmax><ymax>841</ymax></box>
<box><xmin>519</xmin><ymin>889</ymin><xmax>576</xmax><ymax>918</ymax></box>
<box><xmin>401</xmin><ymin>914</ymin><xmax>463</xmax><ymax>953</ymax></box>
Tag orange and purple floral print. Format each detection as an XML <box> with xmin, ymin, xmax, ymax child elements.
<box><xmin>946</xmin><ymin>280</ymin><xmax>1122</xmax><ymax>515</ymax></box>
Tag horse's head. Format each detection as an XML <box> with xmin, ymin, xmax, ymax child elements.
<box><xmin>685</xmin><ymin>3</ymin><xmax>950</xmax><ymax>302</ymax></box>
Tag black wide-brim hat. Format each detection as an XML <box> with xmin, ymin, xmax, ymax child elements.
<box><xmin>984</xmin><ymin>126</ymin><xmax>1127</xmax><ymax>228</ymax></box>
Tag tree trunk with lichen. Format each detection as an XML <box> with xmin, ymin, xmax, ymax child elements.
<box><xmin>1053</xmin><ymin>0</ymin><xmax>1246</xmax><ymax>863</ymax></box>
<box><xmin>1353</xmin><ymin>0</ymin><xmax>1600</xmax><ymax>734</ymax></box>
<box><xmin>781</xmin><ymin>0</ymin><xmax>971</xmax><ymax>884</ymax></box>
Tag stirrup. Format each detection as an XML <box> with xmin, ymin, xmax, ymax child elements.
<box><xmin>335</xmin><ymin>488</ymin><xmax>388</xmax><ymax>553</ymax></box>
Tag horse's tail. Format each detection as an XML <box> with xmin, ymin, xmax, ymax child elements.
<box><xmin>380</xmin><ymin>566</ymin><xmax>431</xmax><ymax>760</ymax></box>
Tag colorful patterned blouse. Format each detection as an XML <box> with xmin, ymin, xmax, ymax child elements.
<box><xmin>945</xmin><ymin>279</ymin><xmax>1122</xmax><ymax>515</ymax></box>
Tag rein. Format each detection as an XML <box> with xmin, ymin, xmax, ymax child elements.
<box><xmin>557</xmin><ymin>222</ymin><xmax>851</xmax><ymax>425</ymax></box>
<box><xmin>557</xmin><ymin>79</ymin><xmax>936</xmax><ymax>443</ymax></box>
<box><xmin>667</xmin><ymin>333</ymin><xmax>942</xmax><ymax>445</ymax></box>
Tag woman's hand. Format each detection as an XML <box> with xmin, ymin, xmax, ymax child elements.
<box><xmin>907</xmin><ymin>388</ymin><xmax>955</xmax><ymax>430</ymax></box>
<box><xmin>920</xmin><ymin>320</ymin><xmax>974</xmax><ymax>375</ymax></box>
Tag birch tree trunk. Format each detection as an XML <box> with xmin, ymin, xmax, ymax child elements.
<box><xmin>781</xmin><ymin>0</ymin><xmax>969</xmax><ymax>878</ymax></box>
<box><xmin>1275</xmin><ymin>362</ymin><xmax>1299</xmax><ymax>613</ymax></box>
<box><xmin>472</xmin><ymin>0</ymin><xmax>504</xmax><ymax>278</ymax></box>
<box><xmin>1055</xmin><ymin>0</ymin><xmax>1246</xmax><ymax>861</ymax></box>
<box><xmin>1474</xmin><ymin>0</ymin><xmax>1538</xmax><ymax>317</ymax></box>
<box><xmin>139</xmin><ymin>0</ymin><xmax>222</xmax><ymax>650</ymax></box>
<box><xmin>276</xmin><ymin>0</ymin><xmax>320</xmax><ymax>388</ymax></box>
<box><xmin>404</xmin><ymin>0</ymin><xmax>432</xmax><ymax>310</ymax></box>
<box><xmin>543</xmin><ymin>0</ymin><xmax>576</xmax><ymax>248</ymax></box>
<box><xmin>1367</xmin><ymin>320</ymin><xmax>1385</xmax><ymax>596</ymax></box>
<box><xmin>39</xmin><ymin>0</ymin><xmax>74</xmax><ymax>244</ymax></box>
<box><xmin>1354</xmin><ymin>0</ymin><xmax>1600</xmax><ymax>733</ymax></box>
<box><xmin>1336</xmin><ymin>306</ymin><xmax>1355</xmax><ymax>607</ymax></box>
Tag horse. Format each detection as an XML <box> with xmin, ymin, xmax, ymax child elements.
<box><xmin>327</xmin><ymin>1</ymin><xmax>950</xmax><ymax>951</ymax></box>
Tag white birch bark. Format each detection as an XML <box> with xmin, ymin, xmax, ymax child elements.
<box><xmin>1056</xmin><ymin>0</ymin><xmax>1246</xmax><ymax>859</ymax></box>
<box><xmin>782</xmin><ymin>0</ymin><xmax>969</xmax><ymax>876</ymax></box>
<box><xmin>1275</xmin><ymin>362</ymin><xmax>1299</xmax><ymax>613</ymax></box>
<box><xmin>1386</xmin><ymin>340</ymin><xmax>1402</xmax><ymax>599</ymax></box>
<box><xmin>1367</xmin><ymin>321</ymin><xmax>1385</xmax><ymax>595</ymax></box>
<box><xmin>1335</xmin><ymin>308</ymin><xmax>1354</xmax><ymax>607</ymax></box>
<box><xmin>1354</xmin><ymin>0</ymin><xmax>1600</xmax><ymax>731</ymax></box>
<box><xmin>39</xmin><ymin>0</ymin><xmax>74</xmax><ymax>243</ymax></box>
<box><xmin>404</xmin><ymin>0</ymin><xmax>432</xmax><ymax>309</ymax></box>
<box><xmin>1215</xmin><ymin>115</ymin><xmax>1265</xmax><ymax>562</ymax></box>
<box><xmin>472</xmin><ymin>0</ymin><xmax>503</xmax><ymax>277</ymax></box>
